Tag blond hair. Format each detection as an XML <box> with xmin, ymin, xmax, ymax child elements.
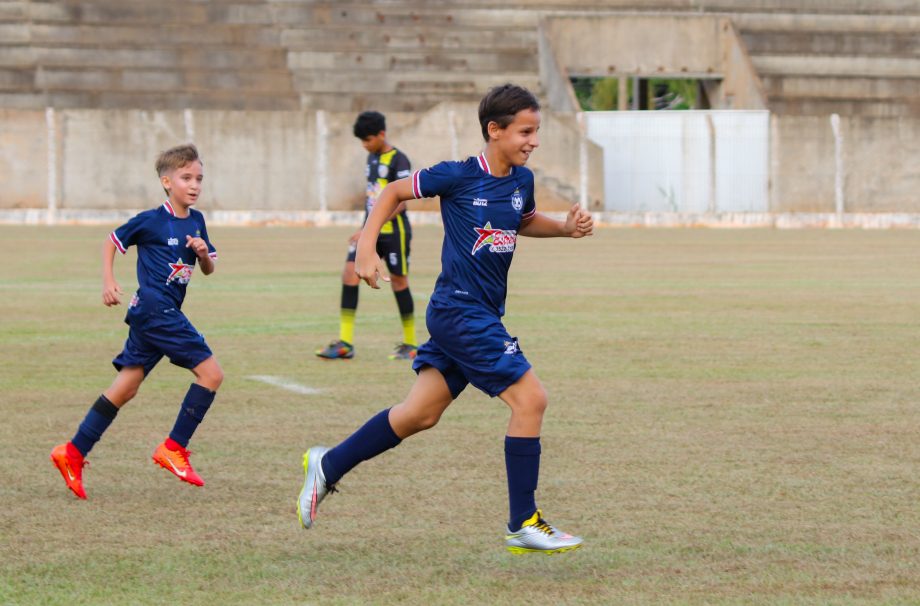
<box><xmin>155</xmin><ymin>144</ymin><xmax>201</xmax><ymax>177</ymax></box>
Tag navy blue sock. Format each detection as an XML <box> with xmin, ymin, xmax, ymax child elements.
<box><xmin>168</xmin><ymin>383</ymin><xmax>216</xmax><ymax>448</ymax></box>
<box><xmin>321</xmin><ymin>408</ymin><xmax>401</xmax><ymax>485</ymax></box>
<box><xmin>505</xmin><ymin>436</ymin><xmax>541</xmax><ymax>531</ymax></box>
<box><xmin>71</xmin><ymin>395</ymin><xmax>119</xmax><ymax>456</ymax></box>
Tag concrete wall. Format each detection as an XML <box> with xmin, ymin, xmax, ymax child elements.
<box><xmin>0</xmin><ymin>103</ymin><xmax>603</xmax><ymax>216</ymax></box>
<box><xmin>540</xmin><ymin>15</ymin><xmax>766</xmax><ymax>110</ymax></box>
<box><xmin>771</xmin><ymin>114</ymin><xmax>920</xmax><ymax>213</ymax></box>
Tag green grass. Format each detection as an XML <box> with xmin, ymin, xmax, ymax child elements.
<box><xmin>2</xmin><ymin>225</ymin><xmax>919</xmax><ymax>605</ymax></box>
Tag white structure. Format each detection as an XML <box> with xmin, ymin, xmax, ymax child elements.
<box><xmin>585</xmin><ymin>110</ymin><xmax>770</xmax><ymax>213</ymax></box>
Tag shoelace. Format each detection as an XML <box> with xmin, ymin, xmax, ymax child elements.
<box><xmin>172</xmin><ymin>447</ymin><xmax>192</xmax><ymax>467</ymax></box>
<box><xmin>532</xmin><ymin>517</ymin><xmax>554</xmax><ymax>535</ymax></box>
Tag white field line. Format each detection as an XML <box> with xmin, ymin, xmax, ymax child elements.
<box><xmin>248</xmin><ymin>375</ymin><xmax>322</xmax><ymax>395</ymax></box>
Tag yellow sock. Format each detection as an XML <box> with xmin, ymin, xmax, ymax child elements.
<box><xmin>340</xmin><ymin>309</ymin><xmax>355</xmax><ymax>344</ymax></box>
<box><xmin>401</xmin><ymin>314</ymin><xmax>416</xmax><ymax>347</ymax></box>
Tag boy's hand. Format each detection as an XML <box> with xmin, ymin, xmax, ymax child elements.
<box><xmin>102</xmin><ymin>279</ymin><xmax>124</xmax><ymax>306</ymax></box>
<box><xmin>355</xmin><ymin>250</ymin><xmax>390</xmax><ymax>289</ymax></box>
<box><xmin>565</xmin><ymin>203</ymin><xmax>594</xmax><ymax>238</ymax></box>
<box><xmin>348</xmin><ymin>229</ymin><xmax>362</xmax><ymax>244</ymax></box>
<box><xmin>185</xmin><ymin>235</ymin><xmax>209</xmax><ymax>258</ymax></box>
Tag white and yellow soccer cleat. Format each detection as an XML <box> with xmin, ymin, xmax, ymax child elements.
<box><xmin>505</xmin><ymin>509</ymin><xmax>583</xmax><ymax>554</ymax></box>
<box><xmin>297</xmin><ymin>446</ymin><xmax>334</xmax><ymax>529</ymax></box>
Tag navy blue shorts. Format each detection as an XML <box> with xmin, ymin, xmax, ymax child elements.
<box><xmin>112</xmin><ymin>306</ymin><xmax>213</xmax><ymax>376</ymax></box>
<box><xmin>412</xmin><ymin>303</ymin><xmax>531</xmax><ymax>399</ymax></box>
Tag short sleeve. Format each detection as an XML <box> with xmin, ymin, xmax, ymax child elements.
<box><xmin>109</xmin><ymin>211</ymin><xmax>150</xmax><ymax>254</ymax></box>
<box><xmin>410</xmin><ymin>161</ymin><xmax>459</xmax><ymax>200</ymax></box>
<box><xmin>198</xmin><ymin>216</ymin><xmax>218</xmax><ymax>260</ymax></box>
<box><xmin>392</xmin><ymin>151</ymin><xmax>411</xmax><ymax>181</ymax></box>
<box><xmin>522</xmin><ymin>179</ymin><xmax>536</xmax><ymax>221</ymax></box>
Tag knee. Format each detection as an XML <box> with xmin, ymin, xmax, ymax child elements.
<box><xmin>408</xmin><ymin>409</ymin><xmax>442</xmax><ymax>432</ymax></box>
<box><xmin>122</xmin><ymin>384</ymin><xmax>140</xmax><ymax>402</ymax></box>
<box><xmin>199</xmin><ymin>364</ymin><xmax>224</xmax><ymax>391</ymax></box>
<box><xmin>518</xmin><ymin>385</ymin><xmax>548</xmax><ymax>418</ymax></box>
<box><xmin>208</xmin><ymin>367</ymin><xmax>224</xmax><ymax>390</ymax></box>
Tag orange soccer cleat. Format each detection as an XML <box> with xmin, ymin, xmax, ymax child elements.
<box><xmin>50</xmin><ymin>442</ymin><xmax>88</xmax><ymax>499</ymax></box>
<box><xmin>152</xmin><ymin>439</ymin><xmax>204</xmax><ymax>487</ymax></box>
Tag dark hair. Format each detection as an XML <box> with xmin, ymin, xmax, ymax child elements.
<box><xmin>478</xmin><ymin>84</ymin><xmax>540</xmax><ymax>142</ymax></box>
<box><xmin>156</xmin><ymin>143</ymin><xmax>201</xmax><ymax>177</ymax></box>
<box><xmin>353</xmin><ymin>111</ymin><xmax>386</xmax><ymax>139</ymax></box>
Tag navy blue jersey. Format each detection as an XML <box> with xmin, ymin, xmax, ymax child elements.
<box><xmin>109</xmin><ymin>200</ymin><xmax>217</xmax><ymax>311</ymax></box>
<box><xmin>410</xmin><ymin>153</ymin><xmax>536</xmax><ymax>316</ymax></box>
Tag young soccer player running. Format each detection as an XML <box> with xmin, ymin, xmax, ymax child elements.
<box><xmin>298</xmin><ymin>85</ymin><xmax>594</xmax><ymax>554</ymax></box>
<box><xmin>50</xmin><ymin>144</ymin><xmax>223</xmax><ymax>499</ymax></box>
<box><xmin>315</xmin><ymin>111</ymin><xmax>418</xmax><ymax>361</ymax></box>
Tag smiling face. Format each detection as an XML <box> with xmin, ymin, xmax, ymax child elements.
<box><xmin>161</xmin><ymin>160</ymin><xmax>203</xmax><ymax>212</ymax></box>
<box><xmin>488</xmin><ymin>108</ymin><xmax>541</xmax><ymax>167</ymax></box>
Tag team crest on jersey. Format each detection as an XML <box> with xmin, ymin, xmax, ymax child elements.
<box><xmin>511</xmin><ymin>189</ymin><xmax>524</xmax><ymax>211</ymax></box>
<box><xmin>378</xmin><ymin>164</ymin><xmax>389</xmax><ymax>178</ymax></box>
<box><xmin>471</xmin><ymin>222</ymin><xmax>517</xmax><ymax>255</ymax></box>
<box><xmin>166</xmin><ymin>258</ymin><xmax>194</xmax><ymax>285</ymax></box>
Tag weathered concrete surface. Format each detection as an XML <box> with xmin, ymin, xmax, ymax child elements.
<box><xmin>770</xmin><ymin>114</ymin><xmax>920</xmax><ymax>212</ymax></box>
<box><xmin>0</xmin><ymin>109</ymin><xmax>47</xmax><ymax>208</ymax></box>
<box><xmin>0</xmin><ymin>103</ymin><xmax>602</xmax><ymax>215</ymax></box>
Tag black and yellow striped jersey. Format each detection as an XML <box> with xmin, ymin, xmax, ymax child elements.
<box><xmin>365</xmin><ymin>147</ymin><xmax>411</xmax><ymax>234</ymax></box>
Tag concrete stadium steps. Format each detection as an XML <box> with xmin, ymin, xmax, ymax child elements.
<box><xmin>26</xmin><ymin>0</ymin><xmax>276</xmax><ymax>26</ymax></box>
<box><xmin>762</xmin><ymin>75</ymin><xmax>920</xmax><ymax>101</ymax></box>
<box><xmin>288</xmin><ymin>49</ymin><xmax>536</xmax><ymax>73</ymax></box>
<box><xmin>0</xmin><ymin>0</ymin><xmax>299</xmax><ymax>109</ymax></box>
<box><xmin>267</xmin><ymin>0</ymin><xmax>920</xmax><ymax>16</ymax></box>
<box><xmin>22</xmin><ymin>23</ymin><xmax>285</xmax><ymax>49</ymax></box>
<box><xmin>767</xmin><ymin>97</ymin><xmax>920</xmax><ymax>118</ymax></box>
<box><xmin>742</xmin><ymin>31</ymin><xmax>920</xmax><ymax>57</ymax></box>
<box><xmin>280</xmin><ymin>25</ymin><xmax>537</xmax><ymax>53</ymax></box>
<box><xmin>294</xmin><ymin>63</ymin><xmax>541</xmax><ymax>110</ymax></box>
<box><xmin>298</xmin><ymin>91</ymin><xmax>484</xmax><ymax>112</ymax></box>
<box><xmin>0</xmin><ymin>89</ymin><xmax>299</xmax><ymax>110</ymax></box>
<box><xmin>751</xmin><ymin>55</ymin><xmax>920</xmax><ymax>79</ymax></box>
<box><xmin>0</xmin><ymin>1</ymin><xmax>27</xmax><ymax>22</ymax></box>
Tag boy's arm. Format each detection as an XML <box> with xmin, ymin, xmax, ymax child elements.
<box><xmin>186</xmin><ymin>235</ymin><xmax>215</xmax><ymax>275</ymax></box>
<box><xmin>355</xmin><ymin>178</ymin><xmax>415</xmax><ymax>288</ymax></box>
<box><xmin>101</xmin><ymin>237</ymin><xmax>124</xmax><ymax>306</ymax></box>
<box><xmin>519</xmin><ymin>203</ymin><xmax>594</xmax><ymax>238</ymax></box>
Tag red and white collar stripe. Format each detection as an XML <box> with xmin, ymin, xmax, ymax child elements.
<box><xmin>476</xmin><ymin>153</ymin><xmax>512</xmax><ymax>177</ymax></box>
<box><xmin>477</xmin><ymin>153</ymin><xmax>491</xmax><ymax>176</ymax></box>
<box><xmin>163</xmin><ymin>200</ymin><xmax>176</xmax><ymax>216</ymax></box>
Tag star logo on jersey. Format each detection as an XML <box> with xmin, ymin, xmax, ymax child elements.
<box><xmin>471</xmin><ymin>222</ymin><xmax>517</xmax><ymax>255</ymax></box>
<box><xmin>166</xmin><ymin>258</ymin><xmax>194</xmax><ymax>285</ymax></box>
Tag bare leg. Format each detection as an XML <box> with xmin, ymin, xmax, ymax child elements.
<box><xmin>388</xmin><ymin>366</ymin><xmax>454</xmax><ymax>438</ymax></box>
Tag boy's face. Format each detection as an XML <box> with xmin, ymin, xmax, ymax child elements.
<box><xmin>360</xmin><ymin>132</ymin><xmax>387</xmax><ymax>154</ymax></box>
<box><xmin>161</xmin><ymin>160</ymin><xmax>203</xmax><ymax>208</ymax></box>
<box><xmin>489</xmin><ymin>108</ymin><xmax>541</xmax><ymax>166</ymax></box>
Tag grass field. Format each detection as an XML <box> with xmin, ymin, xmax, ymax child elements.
<box><xmin>2</xmin><ymin>224</ymin><xmax>919</xmax><ymax>605</ymax></box>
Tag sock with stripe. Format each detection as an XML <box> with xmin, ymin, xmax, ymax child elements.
<box><xmin>393</xmin><ymin>287</ymin><xmax>416</xmax><ymax>346</ymax></box>
<box><xmin>168</xmin><ymin>383</ymin><xmax>216</xmax><ymax>448</ymax></box>
<box><xmin>71</xmin><ymin>395</ymin><xmax>120</xmax><ymax>456</ymax></box>
<box><xmin>340</xmin><ymin>284</ymin><xmax>358</xmax><ymax>344</ymax></box>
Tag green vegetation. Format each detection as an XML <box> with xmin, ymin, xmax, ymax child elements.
<box><xmin>2</xmin><ymin>225</ymin><xmax>919</xmax><ymax>604</ymax></box>
<box><xmin>572</xmin><ymin>77</ymin><xmax>699</xmax><ymax>110</ymax></box>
